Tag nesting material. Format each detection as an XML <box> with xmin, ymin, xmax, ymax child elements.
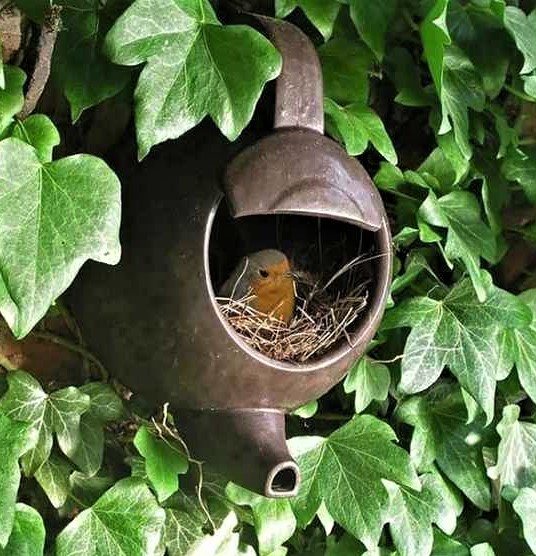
<box><xmin>217</xmin><ymin>255</ymin><xmax>371</xmax><ymax>363</ymax></box>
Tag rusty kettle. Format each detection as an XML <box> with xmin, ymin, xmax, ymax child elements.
<box><xmin>68</xmin><ymin>17</ymin><xmax>392</xmax><ymax>498</ymax></box>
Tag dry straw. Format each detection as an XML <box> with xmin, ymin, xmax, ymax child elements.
<box><xmin>217</xmin><ymin>253</ymin><xmax>372</xmax><ymax>363</ymax></box>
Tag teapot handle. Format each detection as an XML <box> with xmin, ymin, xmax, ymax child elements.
<box><xmin>256</xmin><ymin>16</ymin><xmax>324</xmax><ymax>134</ymax></box>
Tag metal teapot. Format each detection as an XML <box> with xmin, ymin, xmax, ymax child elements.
<box><xmin>68</xmin><ymin>17</ymin><xmax>392</xmax><ymax>498</ymax></box>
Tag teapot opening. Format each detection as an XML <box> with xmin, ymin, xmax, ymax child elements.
<box><xmin>208</xmin><ymin>197</ymin><xmax>389</xmax><ymax>365</ymax></box>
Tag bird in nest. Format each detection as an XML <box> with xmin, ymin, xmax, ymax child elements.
<box><xmin>219</xmin><ymin>249</ymin><xmax>295</xmax><ymax>324</ymax></box>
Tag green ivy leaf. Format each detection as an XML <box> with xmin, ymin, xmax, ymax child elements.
<box><xmin>386</xmin><ymin>47</ymin><xmax>432</xmax><ymax>107</ymax></box>
<box><xmin>226</xmin><ymin>483</ymin><xmax>296</xmax><ymax>556</ymax></box>
<box><xmin>275</xmin><ymin>0</ymin><xmax>341</xmax><ymax>41</ymax></box>
<box><xmin>384</xmin><ymin>275</ymin><xmax>530</xmax><ymax>422</ymax></box>
<box><xmin>512</xmin><ymin>487</ymin><xmax>536</xmax><ymax>554</ymax></box>
<box><xmin>163</xmin><ymin>489</ymin><xmax>254</xmax><ymax>556</ymax></box>
<box><xmin>0</xmin><ymin>67</ymin><xmax>25</xmax><ymax>136</ymax></box>
<box><xmin>436</xmin><ymin>46</ymin><xmax>485</xmax><ymax>160</ymax></box>
<box><xmin>0</xmin><ymin>371</ymin><xmax>90</xmax><ymax>475</ymax></box>
<box><xmin>448</xmin><ymin>1</ymin><xmax>511</xmax><ymax>98</ymax></box>
<box><xmin>502</xmin><ymin>147</ymin><xmax>536</xmax><ymax>204</ymax></box>
<box><xmin>56</xmin><ymin>478</ymin><xmax>165</xmax><ymax>556</ymax></box>
<box><xmin>134</xmin><ymin>425</ymin><xmax>188</xmax><ymax>503</ymax></box>
<box><xmin>503</xmin><ymin>7</ymin><xmax>536</xmax><ymax>75</ymax></box>
<box><xmin>289</xmin><ymin>415</ymin><xmax>419</xmax><ymax>549</ymax></box>
<box><xmin>11</xmin><ymin>115</ymin><xmax>60</xmax><ymax>163</ymax></box>
<box><xmin>507</xmin><ymin>290</ymin><xmax>536</xmax><ymax>403</ymax></box>
<box><xmin>420</xmin><ymin>0</ymin><xmax>451</xmax><ymax>96</ymax></box>
<box><xmin>383</xmin><ymin>473</ymin><xmax>455</xmax><ymax>556</ymax></box>
<box><xmin>34</xmin><ymin>452</ymin><xmax>72</xmax><ymax>508</ymax></box>
<box><xmin>104</xmin><ymin>0</ymin><xmax>281</xmax><ymax>159</ymax></box>
<box><xmin>470</xmin><ymin>544</ymin><xmax>495</xmax><ymax>556</ymax></box>
<box><xmin>418</xmin><ymin>191</ymin><xmax>497</xmax><ymax>301</ymax></box>
<box><xmin>348</xmin><ymin>0</ymin><xmax>397</xmax><ymax>61</ymax></box>
<box><xmin>325</xmin><ymin>98</ymin><xmax>397</xmax><ymax>164</ymax></box>
<box><xmin>0</xmin><ymin>138</ymin><xmax>121</xmax><ymax>338</ymax></box>
<box><xmin>488</xmin><ymin>405</ymin><xmax>536</xmax><ymax>490</ymax></box>
<box><xmin>397</xmin><ymin>385</ymin><xmax>491</xmax><ymax>510</ymax></box>
<box><xmin>0</xmin><ymin>504</ymin><xmax>45</xmax><ymax>556</ymax></box>
<box><xmin>343</xmin><ymin>356</ymin><xmax>390</xmax><ymax>414</ymax></box>
<box><xmin>318</xmin><ymin>38</ymin><xmax>373</xmax><ymax>104</ymax></box>
<box><xmin>292</xmin><ymin>400</ymin><xmax>318</xmax><ymax>418</ymax></box>
<box><xmin>53</xmin><ymin>0</ymin><xmax>132</xmax><ymax>121</ymax></box>
<box><xmin>70</xmin><ymin>383</ymin><xmax>124</xmax><ymax>477</ymax></box>
<box><xmin>433</xmin><ymin>529</ymin><xmax>469</xmax><ymax>555</ymax></box>
<box><xmin>0</xmin><ymin>412</ymin><xmax>37</xmax><ymax>547</ymax></box>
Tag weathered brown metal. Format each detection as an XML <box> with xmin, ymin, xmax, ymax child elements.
<box><xmin>68</xmin><ymin>18</ymin><xmax>393</xmax><ymax>498</ymax></box>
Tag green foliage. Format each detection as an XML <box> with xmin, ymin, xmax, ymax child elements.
<box><xmin>104</xmin><ymin>0</ymin><xmax>282</xmax><ymax>158</ymax></box>
<box><xmin>1</xmin><ymin>0</ymin><xmax>536</xmax><ymax>554</ymax></box>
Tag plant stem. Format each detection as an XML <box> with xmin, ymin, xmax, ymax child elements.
<box><xmin>505</xmin><ymin>84</ymin><xmax>535</xmax><ymax>103</ymax></box>
<box><xmin>30</xmin><ymin>330</ymin><xmax>109</xmax><ymax>381</ymax></box>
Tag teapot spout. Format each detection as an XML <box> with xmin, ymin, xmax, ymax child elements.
<box><xmin>176</xmin><ymin>408</ymin><xmax>300</xmax><ymax>498</ymax></box>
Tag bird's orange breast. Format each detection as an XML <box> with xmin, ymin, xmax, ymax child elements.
<box><xmin>250</xmin><ymin>261</ymin><xmax>295</xmax><ymax>324</ymax></box>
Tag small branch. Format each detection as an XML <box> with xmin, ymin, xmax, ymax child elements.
<box><xmin>30</xmin><ymin>329</ymin><xmax>109</xmax><ymax>381</ymax></box>
<box><xmin>504</xmin><ymin>84</ymin><xmax>535</xmax><ymax>104</ymax></box>
<box><xmin>18</xmin><ymin>6</ymin><xmax>62</xmax><ymax>119</ymax></box>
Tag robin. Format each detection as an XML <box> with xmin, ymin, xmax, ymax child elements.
<box><xmin>219</xmin><ymin>249</ymin><xmax>295</xmax><ymax>324</ymax></box>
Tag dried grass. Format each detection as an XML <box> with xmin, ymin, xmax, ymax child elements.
<box><xmin>217</xmin><ymin>254</ymin><xmax>372</xmax><ymax>363</ymax></box>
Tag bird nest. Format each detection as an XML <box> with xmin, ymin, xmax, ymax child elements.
<box><xmin>217</xmin><ymin>255</ymin><xmax>371</xmax><ymax>363</ymax></box>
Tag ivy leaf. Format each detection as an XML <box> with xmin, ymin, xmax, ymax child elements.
<box><xmin>503</xmin><ymin>7</ymin><xmax>536</xmax><ymax>75</ymax></box>
<box><xmin>502</xmin><ymin>147</ymin><xmax>536</xmax><ymax>204</ymax></box>
<box><xmin>433</xmin><ymin>529</ymin><xmax>469</xmax><ymax>556</ymax></box>
<box><xmin>134</xmin><ymin>425</ymin><xmax>188</xmax><ymax>503</ymax></box>
<box><xmin>292</xmin><ymin>400</ymin><xmax>318</xmax><ymax>418</ymax></box>
<box><xmin>0</xmin><ymin>371</ymin><xmax>90</xmax><ymax>475</ymax></box>
<box><xmin>386</xmin><ymin>47</ymin><xmax>432</xmax><ymax>107</ymax></box>
<box><xmin>0</xmin><ymin>138</ymin><xmax>121</xmax><ymax>338</ymax></box>
<box><xmin>347</xmin><ymin>0</ymin><xmax>397</xmax><ymax>61</ymax></box>
<box><xmin>508</xmin><ymin>290</ymin><xmax>536</xmax><ymax>403</ymax></box>
<box><xmin>418</xmin><ymin>191</ymin><xmax>497</xmax><ymax>301</ymax></box>
<box><xmin>318</xmin><ymin>38</ymin><xmax>373</xmax><ymax>104</ymax></box>
<box><xmin>488</xmin><ymin>405</ymin><xmax>536</xmax><ymax>490</ymax></box>
<box><xmin>0</xmin><ymin>66</ymin><xmax>24</xmax><ymax>135</ymax></box>
<box><xmin>325</xmin><ymin>98</ymin><xmax>397</xmax><ymax>164</ymax></box>
<box><xmin>165</xmin><ymin>508</ymin><xmax>255</xmax><ymax>556</ymax></box>
<box><xmin>0</xmin><ymin>504</ymin><xmax>45</xmax><ymax>556</ymax></box>
<box><xmin>70</xmin><ymin>383</ymin><xmax>124</xmax><ymax>476</ymax></box>
<box><xmin>420</xmin><ymin>0</ymin><xmax>450</xmax><ymax>96</ymax></box>
<box><xmin>34</xmin><ymin>452</ymin><xmax>72</xmax><ymax>508</ymax></box>
<box><xmin>343</xmin><ymin>356</ymin><xmax>390</xmax><ymax>414</ymax></box>
<box><xmin>448</xmin><ymin>0</ymin><xmax>511</xmax><ymax>98</ymax></box>
<box><xmin>0</xmin><ymin>412</ymin><xmax>37</xmax><ymax>547</ymax></box>
<box><xmin>289</xmin><ymin>415</ymin><xmax>419</xmax><ymax>549</ymax></box>
<box><xmin>56</xmin><ymin>478</ymin><xmax>165</xmax><ymax>556</ymax></box>
<box><xmin>275</xmin><ymin>0</ymin><xmax>341</xmax><ymax>41</ymax></box>
<box><xmin>104</xmin><ymin>0</ymin><xmax>281</xmax><ymax>159</ymax></box>
<box><xmin>53</xmin><ymin>0</ymin><xmax>132</xmax><ymax>121</ymax></box>
<box><xmin>470</xmin><ymin>544</ymin><xmax>495</xmax><ymax>556</ymax></box>
<box><xmin>11</xmin><ymin>115</ymin><xmax>60</xmax><ymax>163</ymax></box>
<box><xmin>397</xmin><ymin>385</ymin><xmax>491</xmax><ymax>510</ymax></box>
<box><xmin>383</xmin><ymin>473</ymin><xmax>454</xmax><ymax>556</ymax></box>
<box><xmin>384</xmin><ymin>275</ymin><xmax>531</xmax><ymax>422</ymax></box>
<box><xmin>226</xmin><ymin>483</ymin><xmax>296</xmax><ymax>556</ymax></box>
<box><xmin>512</xmin><ymin>487</ymin><xmax>536</xmax><ymax>554</ymax></box>
<box><xmin>436</xmin><ymin>46</ymin><xmax>485</xmax><ymax>160</ymax></box>
<box><xmin>163</xmin><ymin>489</ymin><xmax>254</xmax><ymax>556</ymax></box>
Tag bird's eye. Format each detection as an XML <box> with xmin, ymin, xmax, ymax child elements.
<box><xmin>259</xmin><ymin>269</ymin><xmax>269</xmax><ymax>278</ymax></box>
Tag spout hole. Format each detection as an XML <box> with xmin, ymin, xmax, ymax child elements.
<box><xmin>266</xmin><ymin>463</ymin><xmax>300</xmax><ymax>497</ymax></box>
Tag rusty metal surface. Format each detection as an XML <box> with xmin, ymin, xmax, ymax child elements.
<box><xmin>224</xmin><ymin>128</ymin><xmax>384</xmax><ymax>231</ymax></box>
<box><xmin>258</xmin><ymin>17</ymin><xmax>324</xmax><ymax>133</ymax></box>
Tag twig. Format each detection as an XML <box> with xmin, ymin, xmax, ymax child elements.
<box><xmin>0</xmin><ymin>352</ymin><xmax>17</xmax><ymax>371</ymax></box>
<box><xmin>156</xmin><ymin>403</ymin><xmax>215</xmax><ymax>532</ymax></box>
<box><xmin>18</xmin><ymin>6</ymin><xmax>62</xmax><ymax>119</ymax></box>
<box><xmin>30</xmin><ymin>329</ymin><xmax>109</xmax><ymax>381</ymax></box>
